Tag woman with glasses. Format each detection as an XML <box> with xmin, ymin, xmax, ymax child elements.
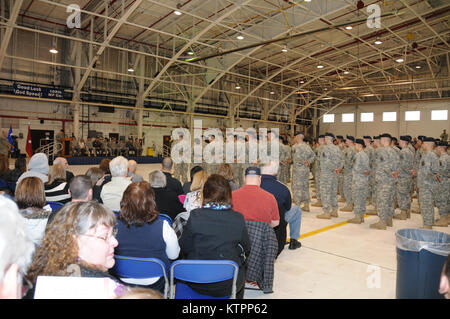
<box><xmin>25</xmin><ymin>201</ymin><xmax>120</xmax><ymax>296</ymax></box>
<box><xmin>179</xmin><ymin>174</ymin><xmax>251</xmax><ymax>299</ymax></box>
<box><xmin>114</xmin><ymin>182</ymin><xmax>180</xmax><ymax>294</ymax></box>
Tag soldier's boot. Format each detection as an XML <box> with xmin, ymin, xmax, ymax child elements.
<box><xmin>330</xmin><ymin>208</ymin><xmax>339</xmax><ymax>217</ymax></box>
<box><xmin>406</xmin><ymin>209</ymin><xmax>411</xmax><ymax>219</ymax></box>
<box><xmin>370</xmin><ymin>219</ymin><xmax>387</xmax><ymax>230</ymax></box>
<box><xmin>411</xmin><ymin>209</ymin><xmax>421</xmax><ymax>214</ymax></box>
<box><xmin>386</xmin><ymin>217</ymin><xmax>393</xmax><ymax>227</ymax></box>
<box><xmin>421</xmin><ymin>225</ymin><xmax>432</xmax><ymax>230</ymax></box>
<box><xmin>301</xmin><ymin>202</ymin><xmax>310</xmax><ymax>212</ymax></box>
<box><xmin>347</xmin><ymin>214</ymin><xmax>364</xmax><ymax>224</ymax></box>
<box><xmin>393</xmin><ymin>210</ymin><xmax>407</xmax><ymax>220</ymax></box>
<box><xmin>317</xmin><ymin>211</ymin><xmax>331</xmax><ymax>219</ymax></box>
<box><xmin>340</xmin><ymin>203</ymin><xmax>354</xmax><ymax>212</ymax></box>
<box><xmin>366</xmin><ymin>209</ymin><xmax>378</xmax><ymax>216</ymax></box>
<box><xmin>433</xmin><ymin>215</ymin><xmax>449</xmax><ymax>227</ymax></box>
<box><xmin>311</xmin><ymin>201</ymin><xmax>322</xmax><ymax>207</ymax></box>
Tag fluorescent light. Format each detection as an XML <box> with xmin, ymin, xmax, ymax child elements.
<box><xmin>281</xmin><ymin>46</ymin><xmax>288</xmax><ymax>52</ymax></box>
<box><xmin>317</xmin><ymin>65</ymin><xmax>324</xmax><ymax>69</ymax></box>
<box><xmin>304</xmin><ymin>0</ymin><xmax>311</xmax><ymax>2</ymax></box>
<box><xmin>374</xmin><ymin>39</ymin><xmax>382</xmax><ymax>45</ymax></box>
<box><xmin>396</xmin><ymin>58</ymin><xmax>404</xmax><ymax>63</ymax></box>
<box><xmin>415</xmin><ymin>65</ymin><xmax>421</xmax><ymax>69</ymax></box>
<box><xmin>174</xmin><ymin>10</ymin><xmax>182</xmax><ymax>15</ymax></box>
<box><xmin>235</xmin><ymin>85</ymin><xmax>241</xmax><ymax>89</ymax></box>
<box><xmin>270</xmin><ymin>91</ymin><xmax>275</xmax><ymax>95</ymax></box>
<box><xmin>237</xmin><ymin>35</ymin><xmax>244</xmax><ymax>40</ymax></box>
<box><xmin>49</xmin><ymin>48</ymin><xmax>58</xmax><ymax>54</ymax></box>
<box><xmin>187</xmin><ymin>51</ymin><xmax>194</xmax><ymax>55</ymax></box>
<box><xmin>300</xmin><ymin>80</ymin><xmax>305</xmax><ymax>84</ymax></box>
<box><xmin>127</xmin><ymin>67</ymin><xmax>134</xmax><ymax>72</ymax></box>
<box><xmin>345</xmin><ymin>26</ymin><xmax>353</xmax><ymax>30</ymax></box>
<box><xmin>343</xmin><ymin>71</ymin><xmax>349</xmax><ymax>74</ymax></box>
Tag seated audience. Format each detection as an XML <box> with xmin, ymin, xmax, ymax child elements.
<box><xmin>17</xmin><ymin>153</ymin><xmax>49</xmax><ymax>184</ymax></box>
<box><xmin>149</xmin><ymin>170</ymin><xmax>184</xmax><ymax>220</ymax></box>
<box><xmin>114</xmin><ymin>182</ymin><xmax>180</xmax><ymax>294</ymax></box>
<box><xmin>53</xmin><ymin>157</ymin><xmax>75</xmax><ymax>183</ymax></box>
<box><xmin>260</xmin><ymin>160</ymin><xmax>302</xmax><ymax>253</ymax></box>
<box><xmin>100</xmin><ymin>156</ymin><xmax>131</xmax><ymax>212</ymax></box>
<box><xmin>182</xmin><ymin>165</ymin><xmax>204</xmax><ymax>194</ymax></box>
<box><xmin>232</xmin><ymin>166</ymin><xmax>280</xmax><ymax>228</ymax></box>
<box><xmin>4</xmin><ymin>156</ymin><xmax>26</xmax><ymax>184</ymax></box>
<box><xmin>26</xmin><ymin>201</ymin><xmax>120</xmax><ymax>295</ymax></box>
<box><xmin>85</xmin><ymin>167</ymin><xmax>105</xmax><ymax>187</ymax></box>
<box><xmin>116</xmin><ymin>287</ymin><xmax>163</xmax><ymax>299</ymax></box>
<box><xmin>0</xmin><ymin>196</ymin><xmax>35</xmax><ymax>299</ymax></box>
<box><xmin>179</xmin><ymin>174</ymin><xmax>251</xmax><ymax>299</ymax></box>
<box><xmin>46</xmin><ymin>175</ymin><xmax>93</xmax><ymax>226</ymax></box>
<box><xmin>44</xmin><ymin>164</ymin><xmax>71</xmax><ymax>204</ymax></box>
<box><xmin>218</xmin><ymin>163</ymin><xmax>240</xmax><ymax>191</ymax></box>
<box><xmin>183</xmin><ymin>170</ymin><xmax>209</xmax><ymax>213</ymax></box>
<box><xmin>127</xmin><ymin>160</ymin><xmax>144</xmax><ymax>183</ymax></box>
<box><xmin>15</xmin><ymin>177</ymin><xmax>52</xmax><ymax>245</ymax></box>
<box><xmin>161</xmin><ymin>157</ymin><xmax>184</xmax><ymax>195</ymax></box>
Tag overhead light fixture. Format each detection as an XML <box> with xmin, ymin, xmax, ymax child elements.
<box><xmin>396</xmin><ymin>58</ymin><xmax>404</xmax><ymax>63</ymax></box>
<box><xmin>317</xmin><ymin>65</ymin><xmax>324</xmax><ymax>69</ymax></box>
<box><xmin>237</xmin><ymin>35</ymin><xmax>244</xmax><ymax>40</ymax></box>
<box><xmin>174</xmin><ymin>10</ymin><xmax>182</xmax><ymax>15</ymax></box>
<box><xmin>187</xmin><ymin>51</ymin><xmax>194</xmax><ymax>55</ymax></box>
<box><xmin>304</xmin><ymin>0</ymin><xmax>311</xmax><ymax>2</ymax></box>
<box><xmin>49</xmin><ymin>48</ymin><xmax>58</xmax><ymax>54</ymax></box>
<box><xmin>345</xmin><ymin>26</ymin><xmax>353</xmax><ymax>30</ymax></box>
<box><xmin>270</xmin><ymin>91</ymin><xmax>275</xmax><ymax>95</ymax></box>
<box><xmin>127</xmin><ymin>67</ymin><xmax>134</xmax><ymax>72</ymax></box>
<box><xmin>374</xmin><ymin>39</ymin><xmax>382</xmax><ymax>45</ymax></box>
<box><xmin>415</xmin><ymin>65</ymin><xmax>421</xmax><ymax>69</ymax></box>
<box><xmin>235</xmin><ymin>84</ymin><xmax>241</xmax><ymax>89</ymax></box>
<box><xmin>343</xmin><ymin>71</ymin><xmax>349</xmax><ymax>74</ymax></box>
<box><xmin>281</xmin><ymin>45</ymin><xmax>288</xmax><ymax>52</ymax></box>
<box><xmin>300</xmin><ymin>80</ymin><xmax>305</xmax><ymax>84</ymax></box>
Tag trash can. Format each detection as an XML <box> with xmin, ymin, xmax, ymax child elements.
<box><xmin>395</xmin><ymin>228</ymin><xmax>450</xmax><ymax>299</ymax></box>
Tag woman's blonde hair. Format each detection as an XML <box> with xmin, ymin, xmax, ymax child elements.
<box><xmin>190</xmin><ymin>170</ymin><xmax>209</xmax><ymax>192</ymax></box>
<box><xmin>26</xmin><ymin>201</ymin><xmax>116</xmax><ymax>284</ymax></box>
<box><xmin>47</xmin><ymin>163</ymin><xmax>66</xmax><ymax>184</ymax></box>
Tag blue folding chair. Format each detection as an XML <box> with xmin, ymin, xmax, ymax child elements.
<box><xmin>170</xmin><ymin>260</ymin><xmax>239</xmax><ymax>299</ymax></box>
<box><xmin>112</xmin><ymin>255</ymin><xmax>169</xmax><ymax>298</ymax></box>
<box><xmin>158</xmin><ymin>213</ymin><xmax>173</xmax><ymax>225</ymax></box>
<box><xmin>46</xmin><ymin>201</ymin><xmax>64</xmax><ymax>211</ymax></box>
<box><xmin>6</xmin><ymin>181</ymin><xmax>16</xmax><ymax>194</ymax></box>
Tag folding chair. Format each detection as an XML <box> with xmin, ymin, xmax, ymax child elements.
<box><xmin>170</xmin><ymin>260</ymin><xmax>239</xmax><ymax>299</ymax></box>
<box><xmin>112</xmin><ymin>255</ymin><xmax>169</xmax><ymax>298</ymax></box>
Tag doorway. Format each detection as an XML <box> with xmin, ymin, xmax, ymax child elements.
<box><xmin>31</xmin><ymin>129</ymin><xmax>54</xmax><ymax>154</ymax></box>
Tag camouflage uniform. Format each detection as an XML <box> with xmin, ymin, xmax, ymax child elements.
<box><xmin>291</xmin><ymin>141</ymin><xmax>315</xmax><ymax>205</ymax></box>
<box><xmin>363</xmin><ymin>144</ymin><xmax>375</xmax><ymax>203</ymax></box>
<box><xmin>375</xmin><ymin>146</ymin><xmax>399</xmax><ymax>222</ymax></box>
<box><xmin>352</xmin><ymin>150</ymin><xmax>370</xmax><ymax>216</ymax></box>
<box><xmin>279</xmin><ymin>142</ymin><xmax>291</xmax><ymax>184</ymax></box>
<box><xmin>418</xmin><ymin>150</ymin><xmax>440</xmax><ymax>226</ymax></box>
<box><xmin>396</xmin><ymin>146</ymin><xmax>414</xmax><ymax>212</ymax></box>
<box><xmin>337</xmin><ymin>144</ymin><xmax>345</xmax><ymax>197</ymax></box>
<box><xmin>319</xmin><ymin>143</ymin><xmax>343</xmax><ymax>214</ymax></box>
<box><xmin>313</xmin><ymin>144</ymin><xmax>323</xmax><ymax>201</ymax></box>
<box><xmin>435</xmin><ymin>152</ymin><xmax>450</xmax><ymax>219</ymax></box>
<box><xmin>173</xmin><ymin>138</ymin><xmax>190</xmax><ymax>184</ymax></box>
<box><xmin>343</xmin><ymin>146</ymin><xmax>356</xmax><ymax>206</ymax></box>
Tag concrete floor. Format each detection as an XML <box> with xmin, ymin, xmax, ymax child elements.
<box><xmin>35</xmin><ymin>162</ymin><xmax>450</xmax><ymax>298</ymax></box>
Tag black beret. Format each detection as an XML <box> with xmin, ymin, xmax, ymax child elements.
<box><xmin>399</xmin><ymin>136</ymin><xmax>410</xmax><ymax>142</ymax></box>
<box><xmin>346</xmin><ymin>135</ymin><xmax>355</xmax><ymax>142</ymax></box>
<box><xmin>373</xmin><ymin>136</ymin><xmax>380</xmax><ymax>140</ymax></box>
<box><xmin>422</xmin><ymin>136</ymin><xmax>435</xmax><ymax>142</ymax></box>
<box><xmin>325</xmin><ymin>132</ymin><xmax>335</xmax><ymax>138</ymax></box>
<box><xmin>363</xmin><ymin>136</ymin><xmax>372</xmax><ymax>140</ymax></box>
<box><xmin>355</xmin><ymin>139</ymin><xmax>365</xmax><ymax>146</ymax></box>
<box><xmin>318</xmin><ymin>135</ymin><xmax>325</xmax><ymax>139</ymax></box>
<box><xmin>392</xmin><ymin>137</ymin><xmax>398</xmax><ymax>142</ymax></box>
<box><xmin>380</xmin><ymin>133</ymin><xmax>392</xmax><ymax>139</ymax></box>
<box><xmin>336</xmin><ymin>135</ymin><xmax>343</xmax><ymax>139</ymax></box>
<box><xmin>418</xmin><ymin>135</ymin><xmax>425</xmax><ymax>141</ymax></box>
<box><xmin>437</xmin><ymin>141</ymin><xmax>448</xmax><ymax>147</ymax></box>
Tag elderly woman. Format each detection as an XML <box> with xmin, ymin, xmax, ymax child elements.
<box><xmin>44</xmin><ymin>164</ymin><xmax>71</xmax><ymax>204</ymax></box>
<box><xmin>149</xmin><ymin>170</ymin><xmax>184</xmax><ymax>220</ymax></box>
<box><xmin>26</xmin><ymin>201</ymin><xmax>120</xmax><ymax>290</ymax></box>
<box><xmin>114</xmin><ymin>182</ymin><xmax>180</xmax><ymax>294</ymax></box>
<box><xmin>179</xmin><ymin>174</ymin><xmax>251</xmax><ymax>299</ymax></box>
<box><xmin>15</xmin><ymin>177</ymin><xmax>52</xmax><ymax>245</ymax></box>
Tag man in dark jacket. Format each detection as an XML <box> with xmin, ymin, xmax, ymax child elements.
<box><xmin>161</xmin><ymin>157</ymin><xmax>184</xmax><ymax>196</ymax></box>
<box><xmin>260</xmin><ymin>160</ymin><xmax>302</xmax><ymax>253</ymax></box>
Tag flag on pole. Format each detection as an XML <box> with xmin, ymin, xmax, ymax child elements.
<box><xmin>26</xmin><ymin>126</ymin><xmax>33</xmax><ymax>158</ymax></box>
<box><xmin>7</xmin><ymin>125</ymin><xmax>14</xmax><ymax>151</ymax></box>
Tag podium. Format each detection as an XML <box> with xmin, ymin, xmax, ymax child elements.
<box><xmin>61</xmin><ymin>138</ymin><xmax>72</xmax><ymax>157</ymax></box>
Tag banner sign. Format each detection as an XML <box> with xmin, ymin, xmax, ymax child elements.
<box><xmin>13</xmin><ymin>83</ymin><xmax>64</xmax><ymax>99</ymax></box>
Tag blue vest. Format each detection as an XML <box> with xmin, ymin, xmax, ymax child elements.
<box><xmin>115</xmin><ymin>218</ymin><xmax>170</xmax><ymax>271</ymax></box>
